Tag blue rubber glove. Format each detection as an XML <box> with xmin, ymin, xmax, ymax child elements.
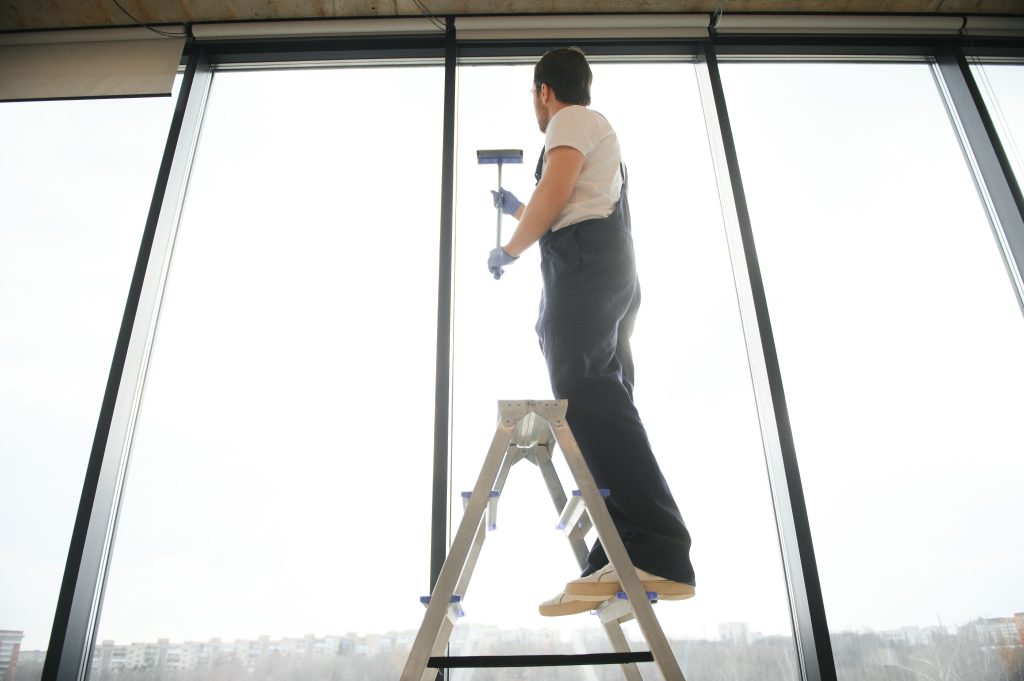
<box><xmin>488</xmin><ymin>247</ymin><xmax>518</xmax><ymax>280</ymax></box>
<box><xmin>491</xmin><ymin>189</ymin><xmax>523</xmax><ymax>217</ymax></box>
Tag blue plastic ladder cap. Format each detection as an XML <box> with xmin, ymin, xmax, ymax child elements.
<box><xmin>461</xmin><ymin>491</ymin><xmax>471</xmax><ymax>498</ymax></box>
<box><xmin>572</xmin><ymin>489</ymin><xmax>611</xmax><ymax>497</ymax></box>
<box><xmin>421</xmin><ymin>595</ymin><xmax>464</xmax><ymax>605</ymax></box>
<box><xmin>489</xmin><ymin>490</ymin><xmax>500</xmax><ymax>498</ymax></box>
<box><xmin>615</xmin><ymin>591</ymin><xmax>659</xmax><ymax>601</ymax></box>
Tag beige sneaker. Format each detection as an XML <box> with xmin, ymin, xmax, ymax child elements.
<box><xmin>564</xmin><ymin>564</ymin><xmax>696</xmax><ymax>601</ymax></box>
<box><xmin>538</xmin><ymin>590</ymin><xmax>609</xmax><ymax>617</ymax></box>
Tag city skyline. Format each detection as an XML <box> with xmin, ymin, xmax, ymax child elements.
<box><xmin>6</xmin><ymin>612</ymin><xmax>1023</xmax><ymax>681</ymax></box>
<box><xmin>9</xmin><ymin>610</ymin><xmax>1023</xmax><ymax>654</ymax></box>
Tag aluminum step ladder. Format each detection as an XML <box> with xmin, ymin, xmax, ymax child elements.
<box><xmin>400</xmin><ymin>399</ymin><xmax>688</xmax><ymax>681</ymax></box>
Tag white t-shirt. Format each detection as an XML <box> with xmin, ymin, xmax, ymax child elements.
<box><xmin>543</xmin><ymin>105</ymin><xmax>622</xmax><ymax>232</ymax></box>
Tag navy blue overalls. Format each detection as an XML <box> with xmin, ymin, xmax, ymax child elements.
<box><xmin>534</xmin><ymin>149</ymin><xmax>696</xmax><ymax>585</ymax></box>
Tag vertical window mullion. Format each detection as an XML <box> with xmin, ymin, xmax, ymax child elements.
<box><xmin>42</xmin><ymin>46</ymin><xmax>214</xmax><ymax>681</ymax></box>
<box><xmin>933</xmin><ymin>46</ymin><xmax>1024</xmax><ymax>319</ymax></box>
<box><xmin>696</xmin><ymin>42</ymin><xmax>837</xmax><ymax>681</ymax></box>
<box><xmin>431</xmin><ymin>18</ymin><xmax>458</xmax><ymax>593</ymax></box>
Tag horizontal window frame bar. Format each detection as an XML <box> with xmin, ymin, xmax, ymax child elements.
<box><xmin>194</xmin><ymin>36</ymin><xmax>448</xmax><ymax>65</ymax></box>
<box><xmin>456</xmin><ymin>40</ymin><xmax>699</xmax><ymax>63</ymax></box>
<box><xmin>180</xmin><ymin>33</ymin><xmax>1024</xmax><ymax>70</ymax></box>
<box><xmin>710</xmin><ymin>35</ymin><xmax>1023</xmax><ymax>53</ymax></box>
<box><xmin>960</xmin><ymin>46</ymin><xmax>1024</xmax><ymax>61</ymax></box>
<box><xmin>190</xmin><ymin>17</ymin><xmax>447</xmax><ymax>40</ymax></box>
<box><xmin>179</xmin><ymin>13</ymin><xmax>1024</xmax><ymax>41</ymax></box>
<box><xmin>454</xmin><ymin>13</ymin><xmax>708</xmax><ymax>41</ymax></box>
<box><xmin>711</xmin><ymin>13</ymin><xmax>1024</xmax><ymax>37</ymax></box>
<box><xmin>211</xmin><ymin>57</ymin><xmax>445</xmax><ymax>73</ymax></box>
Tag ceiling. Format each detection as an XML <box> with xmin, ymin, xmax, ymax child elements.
<box><xmin>2</xmin><ymin>0</ymin><xmax>1023</xmax><ymax>33</ymax></box>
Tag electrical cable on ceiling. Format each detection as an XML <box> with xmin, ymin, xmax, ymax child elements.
<box><xmin>711</xmin><ymin>0</ymin><xmax>729</xmax><ymax>31</ymax></box>
<box><xmin>411</xmin><ymin>0</ymin><xmax>447</xmax><ymax>32</ymax></box>
<box><xmin>109</xmin><ymin>0</ymin><xmax>187</xmax><ymax>38</ymax></box>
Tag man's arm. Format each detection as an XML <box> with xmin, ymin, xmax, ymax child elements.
<box><xmin>503</xmin><ymin>146</ymin><xmax>584</xmax><ymax>258</ymax></box>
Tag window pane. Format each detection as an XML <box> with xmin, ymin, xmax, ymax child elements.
<box><xmin>0</xmin><ymin>88</ymin><xmax>179</xmax><ymax>681</ymax></box>
<box><xmin>451</xmin><ymin>61</ymin><xmax>796</xmax><ymax>679</ymax></box>
<box><xmin>721</xmin><ymin>61</ymin><xmax>1024</xmax><ymax>681</ymax></box>
<box><xmin>90</xmin><ymin>65</ymin><xmax>443</xmax><ymax>680</ymax></box>
<box><xmin>971</xmin><ymin>62</ymin><xmax>1024</xmax><ymax>188</ymax></box>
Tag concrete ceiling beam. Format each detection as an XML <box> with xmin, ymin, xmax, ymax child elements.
<box><xmin>2</xmin><ymin>0</ymin><xmax>1022</xmax><ymax>32</ymax></box>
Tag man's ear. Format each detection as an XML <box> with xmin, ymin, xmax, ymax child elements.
<box><xmin>540</xmin><ymin>83</ymin><xmax>552</xmax><ymax>103</ymax></box>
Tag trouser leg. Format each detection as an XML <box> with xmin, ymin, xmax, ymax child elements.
<box><xmin>537</xmin><ymin>225</ymin><xmax>695</xmax><ymax>585</ymax></box>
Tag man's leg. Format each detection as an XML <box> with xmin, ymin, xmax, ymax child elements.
<box><xmin>540</xmin><ymin>316</ymin><xmax>695</xmax><ymax>585</ymax></box>
<box><xmin>537</xmin><ymin>227</ymin><xmax>694</xmax><ymax>586</ymax></box>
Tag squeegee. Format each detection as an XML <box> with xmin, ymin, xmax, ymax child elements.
<box><xmin>477</xmin><ymin>149</ymin><xmax>523</xmax><ymax>248</ymax></box>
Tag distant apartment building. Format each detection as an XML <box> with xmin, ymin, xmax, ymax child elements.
<box><xmin>1016</xmin><ymin>613</ymin><xmax>1024</xmax><ymax>646</ymax></box>
<box><xmin>962</xmin><ymin>617</ymin><xmax>1022</xmax><ymax>647</ymax></box>
<box><xmin>720</xmin><ymin>622</ymin><xmax>753</xmax><ymax>645</ymax></box>
<box><xmin>0</xmin><ymin>631</ymin><xmax>23</xmax><ymax>681</ymax></box>
<box><xmin>91</xmin><ymin>632</ymin><xmax>379</xmax><ymax>674</ymax></box>
<box><xmin>879</xmin><ymin>625</ymin><xmax>945</xmax><ymax>647</ymax></box>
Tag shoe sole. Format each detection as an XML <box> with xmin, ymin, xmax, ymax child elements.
<box><xmin>538</xmin><ymin>596</ymin><xmax>613</xmax><ymax>617</ymax></box>
<box><xmin>655</xmin><ymin>590</ymin><xmax>696</xmax><ymax>601</ymax></box>
<box><xmin>566</xmin><ymin>581</ymin><xmax>696</xmax><ymax>601</ymax></box>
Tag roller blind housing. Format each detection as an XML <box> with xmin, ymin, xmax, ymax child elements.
<box><xmin>0</xmin><ymin>27</ymin><xmax>185</xmax><ymax>102</ymax></box>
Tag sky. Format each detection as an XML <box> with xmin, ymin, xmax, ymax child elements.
<box><xmin>1</xmin><ymin>57</ymin><xmax>1023</xmax><ymax>656</ymax></box>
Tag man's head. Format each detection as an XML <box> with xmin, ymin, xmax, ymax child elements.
<box><xmin>533</xmin><ymin>46</ymin><xmax>592</xmax><ymax>106</ymax></box>
<box><xmin>532</xmin><ymin>46</ymin><xmax>591</xmax><ymax>132</ymax></box>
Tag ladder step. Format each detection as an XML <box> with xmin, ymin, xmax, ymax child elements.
<box><xmin>427</xmin><ymin>652</ymin><xmax>654</xmax><ymax>668</ymax></box>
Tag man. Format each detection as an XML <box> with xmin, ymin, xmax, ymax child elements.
<box><xmin>487</xmin><ymin>47</ymin><xmax>696</xmax><ymax>617</ymax></box>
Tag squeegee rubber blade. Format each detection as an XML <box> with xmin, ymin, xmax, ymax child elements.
<box><xmin>477</xmin><ymin>149</ymin><xmax>524</xmax><ymax>165</ymax></box>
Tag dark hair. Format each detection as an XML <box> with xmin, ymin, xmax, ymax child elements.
<box><xmin>533</xmin><ymin>46</ymin><xmax>592</xmax><ymax>106</ymax></box>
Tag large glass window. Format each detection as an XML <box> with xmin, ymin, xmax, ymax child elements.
<box><xmin>721</xmin><ymin>61</ymin><xmax>1024</xmax><ymax>681</ymax></box>
<box><xmin>970</xmin><ymin>61</ymin><xmax>1024</xmax><ymax>188</ymax></box>
<box><xmin>450</xmin><ymin>60</ymin><xmax>797</xmax><ymax>679</ymax></box>
<box><xmin>90</xmin><ymin>64</ymin><xmax>444</xmax><ymax>681</ymax></box>
<box><xmin>0</xmin><ymin>88</ymin><xmax>179</xmax><ymax>681</ymax></box>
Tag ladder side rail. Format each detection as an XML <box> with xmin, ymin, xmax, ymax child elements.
<box><xmin>535</xmin><ymin>406</ymin><xmax>650</xmax><ymax>681</ymax></box>
<box><xmin>533</xmin><ymin>432</ymin><xmax>641</xmax><ymax>681</ymax></box>
<box><xmin>400</xmin><ymin>418</ymin><xmax>516</xmax><ymax>681</ymax></box>
<box><xmin>452</xmin><ymin>499</ymin><xmax>490</xmax><ymax>608</ymax></box>
<box><xmin>492</xmin><ymin>447</ymin><xmax>522</xmax><ymax>495</ymax></box>
<box><xmin>565</xmin><ymin>525</ymin><xmax>591</xmax><ymax>568</ymax></box>
<box><xmin>486</xmin><ymin>447</ymin><xmax>522</xmax><ymax>531</ymax></box>
<box><xmin>533</xmin><ymin>423</ymin><xmax>596</xmax><ymax>569</ymax></box>
<box><xmin>535</xmin><ymin>409</ymin><xmax>594</xmax><ymax>557</ymax></box>
<box><xmin>418</xmin><ymin>516</ymin><xmax>488</xmax><ymax>681</ymax></box>
<box><xmin>534</xmin><ymin>442</ymin><xmax>571</xmax><ymax>515</ymax></box>
<box><xmin>550</xmin><ymin>417</ymin><xmax>688</xmax><ymax>681</ymax></box>
<box><xmin>602</xmin><ymin>622</ymin><xmax>646</xmax><ymax>681</ymax></box>
<box><xmin>534</xmin><ymin>449</ymin><xmax>591</xmax><ymax>568</ymax></box>
<box><xmin>414</xmin><ymin>516</ymin><xmax>487</xmax><ymax>681</ymax></box>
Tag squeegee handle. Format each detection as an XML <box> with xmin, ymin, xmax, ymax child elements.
<box><xmin>495</xmin><ymin>161</ymin><xmax>504</xmax><ymax>248</ymax></box>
